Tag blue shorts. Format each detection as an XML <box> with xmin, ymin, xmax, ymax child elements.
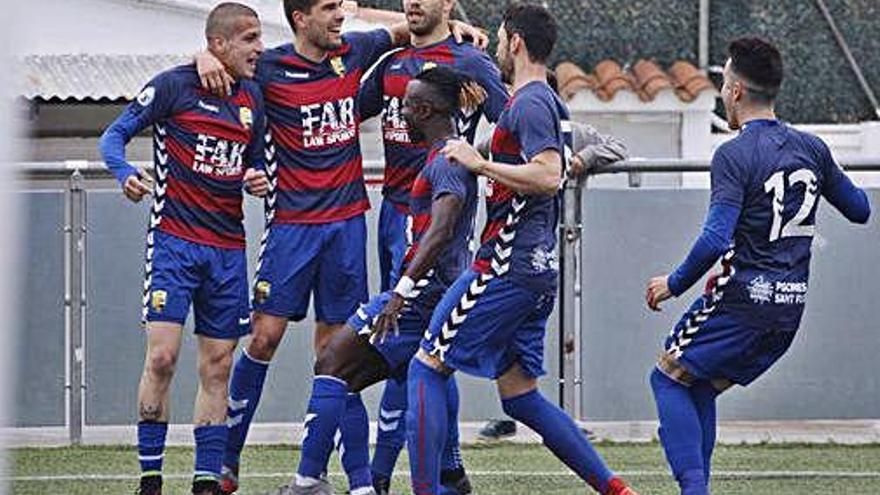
<box><xmin>143</xmin><ymin>231</ymin><xmax>249</xmax><ymax>339</ymax></box>
<box><xmin>664</xmin><ymin>294</ymin><xmax>798</xmax><ymax>386</ymax></box>
<box><xmin>253</xmin><ymin>215</ymin><xmax>368</xmax><ymax>323</ymax></box>
<box><xmin>347</xmin><ymin>291</ymin><xmax>426</xmax><ymax>382</ymax></box>
<box><xmin>420</xmin><ymin>270</ymin><xmax>555</xmax><ymax>380</ymax></box>
<box><xmin>377</xmin><ymin>198</ymin><xmax>409</xmax><ymax>292</ymax></box>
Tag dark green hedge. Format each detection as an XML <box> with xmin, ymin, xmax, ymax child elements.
<box><xmin>362</xmin><ymin>0</ymin><xmax>878</xmax><ymax>123</ymax></box>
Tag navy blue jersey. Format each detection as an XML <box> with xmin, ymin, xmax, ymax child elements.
<box><xmin>101</xmin><ymin>64</ymin><xmax>265</xmax><ymax>249</ymax></box>
<box><xmin>404</xmin><ymin>139</ymin><xmax>478</xmax><ymax>284</ymax></box>
<box><xmin>256</xmin><ymin>29</ymin><xmax>392</xmax><ymax>224</ymax></box>
<box><xmin>476</xmin><ymin>81</ymin><xmax>569</xmax><ymax>292</ymax></box>
<box><xmin>359</xmin><ymin>37</ymin><xmax>508</xmax><ymax>208</ymax></box>
<box><xmin>712</xmin><ymin>119</ymin><xmax>858</xmax><ymax>328</ymax></box>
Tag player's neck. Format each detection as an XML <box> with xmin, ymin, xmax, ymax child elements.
<box><xmin>411</xmin><ymin>23</ymin><xmax>452</xmax><ymax>48</ymax></box>
<box><xmin>738</xmin><ymin>106</ymin><xmax>776</xmax><ymax>127</ymax></box>
<box><xmin>511</xmin><ymin>61</ymin><xmax>548</xmax><ymax>94</ymax></box>
<box><xmin>422</xmin><ymin>119</ymin><xmax>456</xmax><ymax>145</ymax></box>
<box><xmin>293</xmin><ymin>36</ymin><xmax>328</xmax><ymax>64</ymax></box>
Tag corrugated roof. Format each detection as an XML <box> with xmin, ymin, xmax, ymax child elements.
<box><xmin>556</xmin><ymin>59</ymin><xmax>716</xmax><ymax>103</ymax></box>
<box><xmin>22</xmin><ymin>54</ymin><xmax>192</xmax><ymax>101</ymax></box>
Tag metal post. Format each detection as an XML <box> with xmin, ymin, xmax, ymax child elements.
<box><xmin>559</xmin><ymin>176</ymin><xmax>582</xmax><ymax>416</ymax></box>
<box><xmin>65</xmin><ymin>169</ymin><xmax>86</xmax><ymax>445</ymax></box>
<box><xmin>815</xmin><ymin>0</ymin><xmax>880</xmax><ymax>119</ymax></box>
<box><xmin>698</xmin><ymin>0</ymin><xmax>710</xmax><ymax>69</ymax></box>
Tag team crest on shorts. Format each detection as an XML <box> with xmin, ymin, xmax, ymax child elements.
<box><xmin>151</xmin><ymin>290</ymin><xmax>167</xmax><ymax>313</ymax></box>
<box><xmin>239</xmin><ymin>107</ymin><xmax>253</xmax><ymax>129</ymax></box>
<box><xmin>330</xmin><ymin>57</ymin><xmax>346</xmax><ymax>77</ymax></box>
<box><xmin>422</xmin><ymin>61</ymin><xmax>437</xmax><ymax>72</ymax></box>
<box><xmin>254</xmin><ymin>280</ymin><xmax>271</xmax><ymax>304</ymax></box>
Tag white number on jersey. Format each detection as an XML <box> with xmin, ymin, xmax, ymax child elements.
<box><xmin>763</xmin><ymin>168</ymin><xmax>818</xmax><ymax>242</ymax></box>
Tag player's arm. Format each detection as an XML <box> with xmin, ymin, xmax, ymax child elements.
<box><xmin>372</xmin><ymin>193</ymin><xmax>463</xmax><ymax>342</ymax></box>
<box><xmin>464</xmin><ymin>52</ymin><xmax>509</xmax><ymax>123</ymax></box>
<box><xmin>344</xmin><ymin>1</ymin><xmax>487</xmax><ymax>49</ymax></box>
<box><xmin>98</xmin><ymin>76</ymin><xmax>175</xmax><ymax>203</ymax></box>
<box><xmin>243</xmin><ymin>88</ymin><xmax>270</xmax><ymax>197</ymax></box>
<box><xmin>646</xmin><ymin>149</ymin><xmax>743</xmax><ymax>310</ymax></box>
<box><xmin>568</xmin><ymin>121</ymin><xmax>629</xmax><ymax>177</ymax></box>
<box><xmin>816</xmin><ymin>140</ymin><xmax>871</xmax><ymax>224</ymax></box>
<box><xmin>442</xmin><ymin>140</ymin><xmax>561</xmax><ymax>197</ymax></box>
<box><xmin>357</xmin><ymin>52</ymin><xmax>393</xmax><ymax>122</ymax></box>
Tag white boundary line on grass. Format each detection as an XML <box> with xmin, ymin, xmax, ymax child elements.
<box><xmin>7</xmin><ymin>470</ymin><xmax>880</xmax><ymax>482</ymax></box>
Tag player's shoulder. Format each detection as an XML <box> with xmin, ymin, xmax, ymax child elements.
<box><xmin>153</xmin><ymin>63</ymin><xmax>199</xmax><ymax>88</ymax></box>
<box><xmin>510</xmin><ymin>82</ymin><xmax>558</xmax><ymax>115</ymax></box>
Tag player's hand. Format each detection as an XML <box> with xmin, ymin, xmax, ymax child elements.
<box><xmin>646</xmin><ymin>275</ymin><xmax>673</xmax><ymax>312</ymax></box>
<box><xmin>195</xmin><ymin>50</ymin><xmax>234</xmax><ymax>97</ymax></box>
<box><xmin>244</xmin><ymin>169</ymin><xmax>270</xmax><ymax>197</ymax></box>
<box><xmin>442</xmin><ymin>139</ymin><xmax>486</xmax><ymax>174</ymax></box>
<box><xmin>372</xmin><ymin>293</ymin><xmax>406</xmax><ymax>344</ymax></box>
<box><xmin>568</xmin><ymin>154</ymin><xmax>587</xmax><ymax>179</ymax></box>
<box><xmin>449</xmin><ymin>20</ymin><xmax>488</xmax><ymax>50</ymax></box>
<box><xmin>341</xmin><ymin>0</ymin><xmax>358</xmax><ymax>16</ymax></box>
<box><xmin>123</xmin><ymin>169</ymin><xmax>154</xmax><ymax>203</ymax></box>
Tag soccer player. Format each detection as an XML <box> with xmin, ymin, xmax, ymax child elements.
<box><xmin>645</xmin><ymin>37</ymin><xmax>871</xmax><ymax>495</ymax></box>
<box><xmin>193</xmin><ymin>3</ymin><xmax>486</xmax><ymax>494</ymax></box>
<box><xmin>98</xmin><ymin>4</ymin><xmax>268</xmax><ymax>495</ymax></box>
<box><xmin>274</xmin><ymin>65</ymin><xmax>481</xmax><ymax>495</ymax></box>
<box><xmin>407</xmin><ymin>4</ymin><xmax>638</xmax><ymax>495</ymax></box>
<box><xmin>357</xmin><ymin>0</ymin><xmax>509</xmax><ymax>490</ymax></box>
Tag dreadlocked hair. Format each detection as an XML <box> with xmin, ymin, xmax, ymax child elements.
<box><xmin>416</xmin><ymin>66</ymin><xmax>485</xmax><ymax>115</ymax></box>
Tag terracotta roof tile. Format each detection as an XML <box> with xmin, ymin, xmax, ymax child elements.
<box><xmin>555</xmin><ymin>59</ymin><xmax>715</xmax><ymax>103</ymax></box>
<box><xmin>555</xmin><ymin>62</ymin><xmax>595</xmax><ymax>100</ymax></box>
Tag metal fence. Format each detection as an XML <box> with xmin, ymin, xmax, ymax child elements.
<box><xmin>12</xmin><ymin>158</ymin><xmax>880</xmax><ymax>445</ymax></box>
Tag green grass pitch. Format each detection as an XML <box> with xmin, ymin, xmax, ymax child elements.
<box><xmin>8</xmin><ymin>442</ymin><xmax>880</xmax><ymax>494</ymax></box>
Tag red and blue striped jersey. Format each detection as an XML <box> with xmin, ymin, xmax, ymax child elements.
<box><xmin>359</xmin><ymin>37</ymin><xmax>508</xmax><ymax>210</ymax></box>
<box><xmin>403</xmin><ymin>139</ymin><xmax>478</xmax><ymax>283</ymax></box>
<box><xmin>256</xmin><ymin>30</ymin><xmax>392</xmax><ymax>224</ymax></box>
<box><xmin>475</xmin><ymin>81</ymin><xmax>569</xmax><ymax>291</ymax></box>
<box><xmin>100</xmin><ymin>64</ymin><xmax>265</xmax><ymax>249</ymax></box>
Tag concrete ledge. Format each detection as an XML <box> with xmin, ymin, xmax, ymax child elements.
<box><xmin>3</xmin><ymin>420</ymin><xmax>879</xmax><ymax>448</ymax></box>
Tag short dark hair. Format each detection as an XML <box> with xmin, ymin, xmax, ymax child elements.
<box><xmin>414</xmin><ymin>66</ymin><xmax>465</xmax><ymax>115</ymax></box>
<box><xmin>283</xmin><ymin>0</ymin><xmax>320</xmax><ymax>33</ymax></box>
<box><xmin>205</xmin><ymin>2</ymin><xmax>259</xmax><ymax>39</ymax></box>
<box><xmin>728</xmin><ymin>36</ymin><xmax>783</xmax><ymax>103</ymax></box>
<box><xmin>502</xmin><ymin>3</ymin><xmax>557</xmax><ymax>64</ymax></box>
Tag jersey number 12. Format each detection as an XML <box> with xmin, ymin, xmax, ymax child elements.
<box><xmin>764</xmin><ymin>168</ymin><xmax>818</xmax><ymax>242</ymax></box>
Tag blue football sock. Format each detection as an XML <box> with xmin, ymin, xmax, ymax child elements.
<box><xmin>372</xmin><ymin>378</ymin><xmax>408</xmax><ymax>480</ymax></box>
<box><xmin>691</xmin><ymin>380</ymin><xmax>719</xmax><ymax>484</ymax></box>
<box><xmin>650</xmin><ymin>368</ymin><xmax>709</xmax><ymax>495</ymax></box>
<box><xmin>441</xmin><ymin>375</ymin><xmax>463</xmax><ymax>472</ymax></box>
<box><xmin>406</xmin><ymin>359</ymin><xmax>449</xmax><ymax>495</ymax></box>
<box><xmin>194</xmin><ymin>425</ymin><xmax>226</xmax><ymax>482</ymax></box>
<box><xmin>224</xmin><ymin>349</ymin><xmax>269</xmax><ymax>469</ymax></box>
<box><xmin>297</xmin><ymin>376</ymin><xmax>349</xmax><ymax>480</ymax></box>
<box><xmin>137</xmin><ymin>421</ymin><xmax>168</xmax><ymax>478</ymax></box>
<box><xmin>502</xmin><ymin>388</ymin><xmax>614</xmax><ymax>494</ymax></box>
<box><xmin>340</xmin><ymin>392</ymin><xmax>372</xmax><ymax>491</ymax></box>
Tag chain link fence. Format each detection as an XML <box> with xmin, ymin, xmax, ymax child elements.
<box><xmin>362</xmin><ymin>0</ymin><xmax>879</xmax><ymax>123</ymax></box>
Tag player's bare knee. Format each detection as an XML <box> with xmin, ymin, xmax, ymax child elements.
<box><xmin>496</xmin><ymin>363</ymin><xmax>537</xmax><ymax>400</ymax></box>
<box><xmin>198</xmin><ymin>350</ymin><xmax>234</xmax><ymax>387</ymax></box>
<box><xmin>314</xmin><ymin>346</ymin><xmax>345</xmax><ymax>378</ymax></box>
<box><xmin>246</xmin><ymin>330</ymin><xmax>281</xmax><ymax>361</ymax></box>
<box><xmin>145</xmin><ymin>347</ymin><xmax>178</xmax><ymax>379</ymax></box>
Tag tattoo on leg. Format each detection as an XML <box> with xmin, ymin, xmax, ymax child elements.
<box><xmin>139</xmin><ymin>402</ymin><xmax>163</xmax><ymax>421</ymax></box>
<box><xmin>196</xmin><ymin>418</ymin><xmax>223</xmax><ymax>427</ymax></box>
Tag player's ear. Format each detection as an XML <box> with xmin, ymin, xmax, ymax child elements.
<box><xmin>510</xmin><ymin>33</ymin><xmax>524</xmax><ymax>57</ymax></box>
